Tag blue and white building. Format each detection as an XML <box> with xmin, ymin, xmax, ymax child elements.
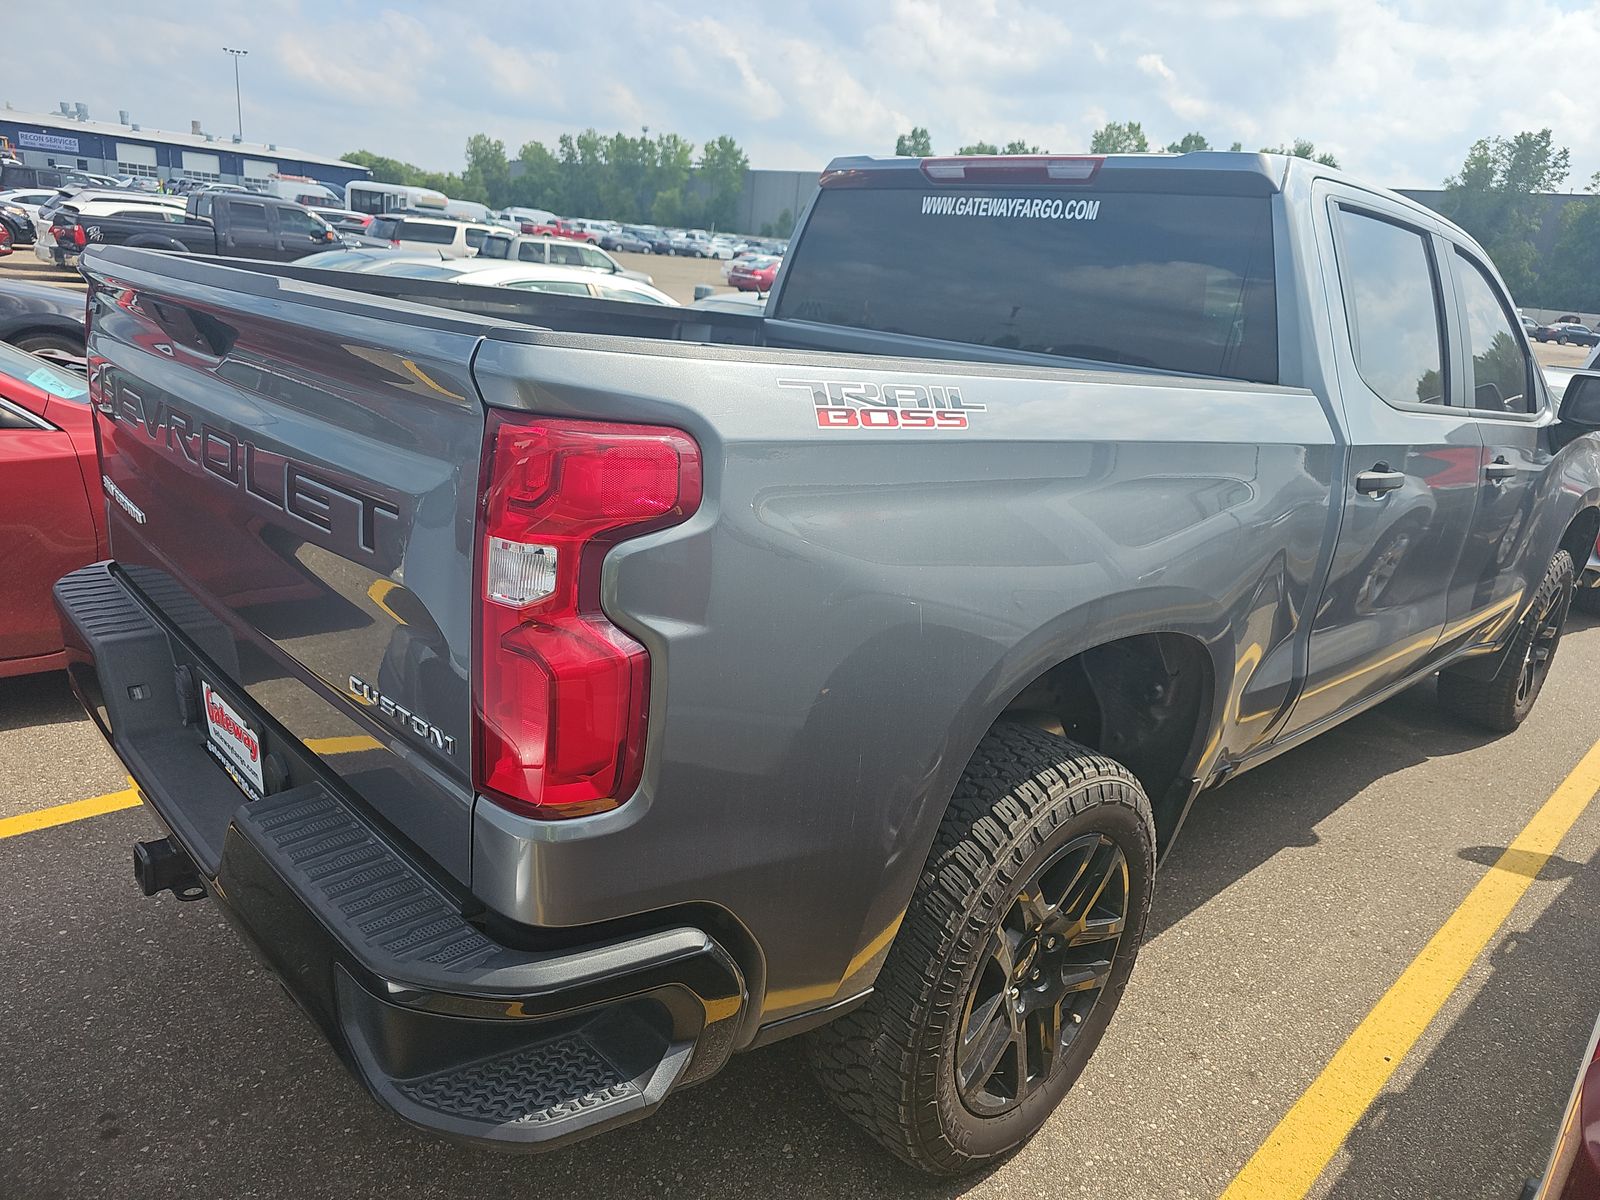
<box><xmin>0</xmin><ymin>103</ymin><xmax>369</xmax><ymax>192</ymax></box>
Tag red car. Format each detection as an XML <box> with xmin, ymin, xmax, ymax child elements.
<box><xmin>524</xmin><ymin>218</ymin><xmax>598</xmax><ymax>244</ymax></box>
<box><xmin>728</xmin><ymin>254</ymin><xmax>781</xmax><ymax>293</ymax></box>
<box><xmin>0</xmin><ymin>340</ymin><xmax>105</xmax><ymax>677</ymax></box>
<box><xmin>1529</xmin><ymin>1014</ymin><xmax>1600</xmax><ymax>1198</ymax></box>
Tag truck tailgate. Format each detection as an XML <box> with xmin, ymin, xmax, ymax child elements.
<box><xmin>81</xmin><ymin>248</ymin><xmax>488</xmax><ymax>882</ymax></box>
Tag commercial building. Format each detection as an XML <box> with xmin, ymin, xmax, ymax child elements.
<box><xmin>0</xmin><ymin>103</ymin><xmax>369</xmax><ymax>192</ymax></box>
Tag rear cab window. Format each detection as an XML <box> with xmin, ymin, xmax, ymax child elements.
<box><xmin>773</xmin><ymin>172</ymin><xmax>1279</xmax><ymax>383</ymax></box>
<box><xmin>397</xmin><ymin>221</ymin><xmax>457</xmax><ymax>245</ymax></box>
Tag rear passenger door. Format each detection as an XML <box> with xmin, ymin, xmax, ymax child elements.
<box><xmin>1287</xmin><ymin>188</ymin><xmax>1481</xmax><ymax>733</ymax></box>
<box><xmin>1438</xmin><ymin>244</ymin><xmax>1550</xmax><ymax>643</ymax></box>
<box><xmin>220</xmin><ymin>200</ymin><xmax>277</xmax><ymax>259</ymax></box>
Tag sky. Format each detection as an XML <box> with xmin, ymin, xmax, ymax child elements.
<box><xmin>6</xmin><ymin>0</ymin><xmax>1600</xmax><ymax>191</ymax></box>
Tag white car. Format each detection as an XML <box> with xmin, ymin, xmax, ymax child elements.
<box><xmin>0</xmin><ymin>188</ymin><xmax>59</xmax><ymax>234</ymax></box>
<box><xmin>357</xmin><ymin>214</ymin><xmax>498</xmax><ymax>259</ymax></box>
<box><xmin>360</xmin><ymin>258</ymin><xmax>679</xmax><ymax>305</ymax></box>
<box><xmin>1543</xmin><ymin>342</ymin><xmax>1600</xmax><ymax>401</ymax></box>
<box><xmin>476</xmin><ymin>232</ymin><xmax>652</xmax><ymax>284</ymax></box>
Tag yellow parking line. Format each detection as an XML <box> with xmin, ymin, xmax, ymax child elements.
<box><xmin>0</xmin><ymin>785</ymin><xmax>142</xmax><ymax>841</ymax></box>
<box><xmin>0</xmin><ymin>735</ymin><xmax>381</xmax><ymax>843</ymax></box>
<box><xmin>304</xmin><ymin>734</ymin><xmax>383</xmax><ymax>755</ymax></box>
<box><xmin>1221</xmin><ymin>736</ymin><xmax>1600</xmax><ymax>1199</ymax></box>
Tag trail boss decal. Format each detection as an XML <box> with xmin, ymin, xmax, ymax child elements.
<box><xmin>779</xmin><ymin>378</ymin><xmax>986</xmax><ymax>430</ymax></box>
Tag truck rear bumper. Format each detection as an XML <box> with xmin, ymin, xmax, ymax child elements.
<box><xmin>52</xmin><ymin>561</ymin><xmax>746</xmax><ymax>1152</ymax></box>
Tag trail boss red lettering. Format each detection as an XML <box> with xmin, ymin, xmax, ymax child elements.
<box><xmin>778</xmin><ymin>378</ymin><xmax>987</xmax><ymax>430</ymax></box>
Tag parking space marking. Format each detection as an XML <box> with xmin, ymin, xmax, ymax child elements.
<box><xmin>0</xmin><ymin>785</ymin><xmax>141</xmax><ymax>840</ymax></box>
<box><xmin>1220</xmin><ymin>735</ymin><xmax>1600</xmax><ymax>1200</ymax></box>
<box><xmin>0</xmin><ymin>735</ymin><xmax>386</xmax><ymax>842</ymax></box>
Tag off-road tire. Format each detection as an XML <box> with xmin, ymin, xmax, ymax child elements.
<box><xmin>808</xmin><ymin>724</ymin><xmax>1155</xmax><ymax>1175</ymax></box>
<box><xmin>1439</xmin><ymin>549</ymin><xmax>1574</xmax><ymax>732</ymax></box>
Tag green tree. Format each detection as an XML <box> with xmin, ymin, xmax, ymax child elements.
<box><xmin>698</xmin><ymin>134</ymin><xmax>749</xmax><ymax>230</ymax></box>
<box><xmin>508</xmin><ymin>139</ymin><xmax>564</xmax><ymax>212</ymax></box>
<box><xmin>461</xmin><ymin>134</ymin><xmax>510</xmax><ymax>206</ymax></box>
<box><xmin>1261</xmin><ymin>138</ymin><xmax>1339</xmax><ymax>167</ymax></box>
<box><xmin>1229</xmin><ymin>141</ymin><xmax>1243</xmax><ymax>152</ymax></box>
<box><xmin>1002</xmin><ymin>139</ymin><xmax>1043</xmax><ymax>154</ymax></box>
<box><xmin>760</xmin><ymin>208</ymin><xmax>796</xmax><ymax>238</ymax></box>
<box><xmin>1438</xmin><ymin>130</ymin><xmax>1571</xmax><ymax>299</ymax></box>
<box><xmin>340</xmin><ymin>149</ymin><xmax>466</xmax><ymax>196</ymax></box>
<box><xmin>1534</xmin><ymin>173</ymin><xmax>1600</xmax><ymax>309</ymax></box>
<box><xmin>894</xmin><ymin>127</ymin><xmax>933</xmax><ymax>156</ymax></box>
<box><xmin>1165</xmin><ymin>132</ymin><xmax>1211</xmax><ymax>154</ymax></box>
<box><xmin>1089</xmin><ymin>121</ymin><xmax>1149</xmax><ymax>153</ymax></box>
<box><xmin>956</xmin><ymin>140</ymin><xmax>999</xmax><ymax>155</ymax></box>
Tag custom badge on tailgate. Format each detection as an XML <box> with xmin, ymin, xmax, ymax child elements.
<box><xmin>779</xmin><ymin>378</ymin><xmax>986</xmax><ymax>430</ymax></box>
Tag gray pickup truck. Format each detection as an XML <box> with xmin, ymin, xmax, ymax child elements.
<box><xmin>56</xmin><ymin>151</ymin><xmax>1600</xmax><ymax>1174</ymax></box>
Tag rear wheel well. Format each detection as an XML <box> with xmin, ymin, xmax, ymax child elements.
<box><xmin>6</xmin><ymin>324</ymin><xmax>84</xmax><ymax>353</ymax></box>
<box><xmin>1559</xmin><ymin>506</ymin><xmax>1600</xmax><ymax>570</ymax></box>
<box><xmin>995</xmin><ymin>632</ymin><xmax>1213</xmax><ymax>852</ymax></box>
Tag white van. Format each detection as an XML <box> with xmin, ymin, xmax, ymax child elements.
<box><xmin>346</xmin><ymin>181</ymin><xmax>449</xmax><ymax>218</ymax></box>
<box><xmin>262</xmin><ymin>174</ymin><xmax>343</xmax><ymax>207</ymax></box>
<box><xmin>497</xmin><ymin>206</ymin><xmax>558</xmax><ymax>231</ymax></box>
<box><xmin>358</xmin><ymin>213</ymin><xmax>497</xmax><ymax>258</ymax></box>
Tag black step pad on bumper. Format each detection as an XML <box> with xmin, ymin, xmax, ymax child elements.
<box><xmin>228</xmin><ymin>787</ymin><xmax>742</xmax><ymax>1149</ymax></box>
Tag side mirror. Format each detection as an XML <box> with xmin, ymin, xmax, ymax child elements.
<box><xmin>1559</xmin><ymin>372</ymin><xmax>1600</xmax><ymax>431</ymax></box>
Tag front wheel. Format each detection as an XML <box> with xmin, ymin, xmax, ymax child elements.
<box><xmin>1439</xmin><ymin>549</ymin><xmax>1574</xmax><ymax>732</ymax></box>
<box><xmin>809</xmin><ymin>724</ymin><xmax>1155</xmax><ymax>1175</ymax></box>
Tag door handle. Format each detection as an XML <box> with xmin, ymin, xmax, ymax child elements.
<box><xmin>1484</xmin><ymin>456</ymin><xmax>1517</xmax><ymax>484</ymax></box>
<box><xmin>1355</xmin><ymin>466</ymin><xmax>1406</xmax><ymax>496</ymax></box>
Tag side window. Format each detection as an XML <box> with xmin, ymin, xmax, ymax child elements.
<box><xmin>0</xmin><ymin>402</ymin><xmax>42</xmax><ymax>431</ymax></box>
<box><xmin>465</xmin><ymin>227</ymin><xmax>488</xmax><ymax>249</ymax></box>
<box><xmin>1333</xmin><ymin>207</ymin><xmax>1447</xmax><ymax>406</ymax></box>
<box><xmin>578</xmin><ymin>247</ymin><xmax>613</xmax><ymax>270</ymax></box>
<box><xmin>276</xmin><ymin>207</ymin><xmax>320</xmax><ymax>235</ymax></box>
<box><xmin>548</xmin><ymin>243</ymin><xmax>584</xmax><ymax>267</ymax></box>
<box><xmin>193</xmin><ymin>194</ymin><xmax>213</xmax><ymax>220</ymax></box>
<box><xmin>229</xmin><ymin>203</ymin><xmax>271</xmax><ymax>233</ymax></box>
<box><xmin>516</xmin><ymin>242</ymin><xmax>546</xmax><ymax>262</ymax></box>
<box><xmin>1455</xmin><ymin>251</ymin><xmax>1534</xmax><ymax>414</ymax></box>
<box><xmin>505</xmin><ymin>280</ymin><xmax>591</xmax><ymax>295</ymax></box>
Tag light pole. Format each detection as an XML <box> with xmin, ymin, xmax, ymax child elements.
<box><xmin>223</xmin><ymin>47</ymin><xmax>247</xmax><ymax>141</ymax></box>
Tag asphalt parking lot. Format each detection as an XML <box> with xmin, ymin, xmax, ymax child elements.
<box><xmin>0</xmin><ymin>244</ymin><xmax>736</xmax><ymax>305</ymax></box>
<box><xmin>3</xmin><ymin>611</ymin><xmax>1598</xmax><ymax>1199</ymax></box>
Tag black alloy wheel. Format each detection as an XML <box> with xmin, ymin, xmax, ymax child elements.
<box><xmin>956</xmin><ymin>833</ymin><xmax>1129</xmax><ymax>1115</ymax></box>
<box><xmin>1514</xmin><ymin>576</ymin><xmax>1567</xmax><ymax>710</ymax></box>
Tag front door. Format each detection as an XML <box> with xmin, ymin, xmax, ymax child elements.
<box><xmin>1437</xmin><ymin>244</ymin><xmax>1550</xmax><ymax>649</ymax></box>
<box><xmin>1286</xmin><ymin>191</ymin><xmax>1480</xmax><ymax>734</ymax></box>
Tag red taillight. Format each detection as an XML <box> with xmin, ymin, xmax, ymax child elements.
<box><xmin>71</xmin><ymin>223</ymin><xmax>88</xmax><ymax>249</ymax></box>
<box><xmin>473</xmin><ymin>413</ymin><xmax>702</xmax><ymax>819</ymax></box>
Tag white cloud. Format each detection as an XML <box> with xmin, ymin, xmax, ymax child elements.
<box><xmin>2</xmin><ymin>0</ymin><xmax>1599</xmax><ymax>192</ymax></box>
